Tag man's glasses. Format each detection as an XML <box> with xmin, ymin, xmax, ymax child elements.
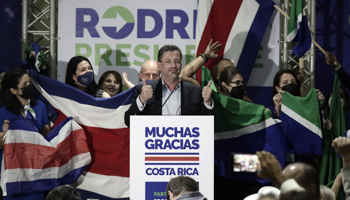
<box><xmin>160</xmin><ymin>60</ymin><xmax>182</xmax><ymax>66</ymax></box>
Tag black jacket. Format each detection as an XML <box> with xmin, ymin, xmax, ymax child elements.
<box><xmin>124</xmin><ymin>78</ymin><xmax>213</xmax><ymax>127</ymax></box>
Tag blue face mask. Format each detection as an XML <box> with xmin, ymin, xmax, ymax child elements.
<box><xmin>77</xmin><ymin>72</ymin><xmax>94</xmax><ymax>87</ymax></box>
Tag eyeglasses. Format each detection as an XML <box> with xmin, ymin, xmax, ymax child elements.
<box><xmin>160</xmin><ymin>59</ymin><xmax>182</xmax><ymax>66</ymax></box>
<box><xmin>230</xmin><ymin>80</ymin><xmax>245</xmax><ymax>86</ymax></box>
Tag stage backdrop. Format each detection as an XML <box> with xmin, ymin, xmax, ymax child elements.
<box><xmin>315</xmin><ymin>0</ymin><xmax>350</xmax><ymax>98</ymax></box>
<box><xmin>0</xmin><ymin>0</ymin><xmax>22</xmax><ymax>73</ymax></box>
<box><xmin>57</xmin><ymin>0</ymin><xmax>280</xmax><ymax>106</ymax></box>
<box><xmin>58</xmin><ymin>0</ymin><xmax>198</xmax><ymax>85</ymax></box>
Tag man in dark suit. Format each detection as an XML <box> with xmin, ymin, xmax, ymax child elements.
<box><xmin>124</xmin><ymin>45</ymin><xmax>213</xmax><ymax>127</ymax></box>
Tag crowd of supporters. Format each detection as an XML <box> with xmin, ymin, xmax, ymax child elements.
<box><xmin>0</xmin><ymin>40</ymin><xmax>349</xmax><ymax>200</ymax></box>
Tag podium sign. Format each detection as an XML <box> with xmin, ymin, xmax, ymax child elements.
<box><xmin>130</xmin><ymin>116</ymin><xmax>214</xmax><ymax>200</ymax></box>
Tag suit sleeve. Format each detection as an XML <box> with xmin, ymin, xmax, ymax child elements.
<box><xmin>189</xmin><ymin>83</ymin><xmax>213</xmax><ymax>115</ymax></box>
<box><xmin>124</xmin><ymin>85</ymin><xmax>142</xmax><ymax>127</ymax></box>
<box><xmin>336</xmin><ymin>67</ymin><xmax>350</xmax><ymax>91</ymax></box>
<box><xmin>201</xmin><ymin>102</ymin><xmax>213</xmax><ymax>115</ymax></box>
<box><xmin>200</xmin><ymin>91</ymin><xmax>214</xmax><ymax>115</ymax></box>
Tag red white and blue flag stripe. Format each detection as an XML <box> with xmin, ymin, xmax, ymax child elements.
<box><xmin>195</xmin><ymin>0</ymin><xmax>275</xmax><ymax>82</ymax></box>
<box><xmin>145</xmin><ymin>153</ymin><xmax>199</xmax><ymax>165</ymax></box>
<box><xmin>0</xmin><ymin>117</ymin><xmax>91</xmax><ymax>196</ymax></box>
<box><xmin>30</xmin><ymin>71</ymin><xmax>135</xmax><ymax>200</ymax></box>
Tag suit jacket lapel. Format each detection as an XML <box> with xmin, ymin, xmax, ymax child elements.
<box><xmin>154</xmin><ymin>78</ymin><xmax>163</xmax><ymax>115</ymax></box>
<box><xmin>181</xmin><ymin>80</ymin><xmax>190</xmax><ymax>114</ymax></box>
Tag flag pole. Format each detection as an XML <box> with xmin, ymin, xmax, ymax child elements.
<box><xmin>299</xmin><ymin>57</ymin><xmax>305</xmax><ymax>96</ymax></box>
<box><xmin>273</xmin><ymin>4</ymin><xmax>326</xmax><ymax>55</ymax></box>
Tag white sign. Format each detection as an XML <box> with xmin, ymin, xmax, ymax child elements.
<box><xmin>130</xmin><ymin>116</ymin><xmax>214</xmax><ymax>200</ymax></box>
<box><xmin>57</xmin><ymin>0</ymin><xmax>197</xmax><ymax>85</ymax></box>
<box><xmin>57</xmin><ymin>0</ymin><xmax>279</xmax><ymax>88</ymax></box>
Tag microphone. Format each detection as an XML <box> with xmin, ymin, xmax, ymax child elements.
<box><xmin>156</xmin><ymin>81</ymin><xmax>180</xmax><ymax>115</ymax></box>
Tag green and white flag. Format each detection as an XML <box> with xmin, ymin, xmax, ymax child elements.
<box><xmin>24</xmin><ymin>43</ymin><xmax>49</xmax><ymax>72</ymax></box>
<box><xmin>280</xmin><ymin>88</ymin><xmax>322</xmax><ymax>155</ymax></box>
<box><xmin>201</xmin><ymin>66</ymin><xmax>288</xmax><ymax>183</ymax></box>
<box><xmin>287</xmin><ymin>0</ymin><xmax>311</xmax><ymax>57</ymax></box>
<box><xmin>320</xmin><ymin>74</ymin><xmax>345</xmax><ymax>187</ymax></box>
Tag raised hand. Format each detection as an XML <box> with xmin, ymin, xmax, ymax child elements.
<box><xmin>332</xmin><ymin>137</ymin><xmax>350</xmax><ymax>158</ymax></box>
<box><xmin>204</xmin><ymin>39</ymin><xmax>222</xmax><ymax>59</ymax></box>
<box><xmin>139</xmin><ymin>78</ymin><xmax>153</xmax><ymax>104</ymax></box>
<box><xmin>324</xmin><ymin>119</ymin><xmax>332</xmax><ymax>130</ymax></box>
<box><xmin>297</xmin><ymin>71</ymin><xmax>305</xmax><ymax>83</ymax></box>
<box><xmin>202</xmin><ymin>80</ymin><xmax>213</xmax><ymax>106</ymax></box>
<box><xmin>257</xmin><ymin>151</ymin><xmax>287</xmax><ymax>185</ymax></box>
<box><xmin>2</xmin><ymin>120</ymin><xmax>9</xmax><ymax>134</ymax></box>
<box><xmin>325</xmin><ymin>51</ymin><xmax>340</xmax><ymax>68</ymax></box>
<box><xmin>122</xmin><ymin>72</ymin><xmax>135</xmax><ymax>89</ymax></box>
<box><xmin>273</xmin><ymin>90</ymin><xmax>284</xmax><ymax>117</ymax></box>
<box><xmin>316</xmin><ymin>89</ymin><xmax>325</xmax><ymax>101</ymax></box>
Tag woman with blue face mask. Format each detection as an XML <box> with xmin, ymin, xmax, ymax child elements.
<box><xmin>65</xmin><ymin>56</ymin><xmax>109</xmax><ymax>97</ymax></box>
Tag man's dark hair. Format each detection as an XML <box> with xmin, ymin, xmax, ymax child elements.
<box><xmin>46</xmin><ymin>185</ymin><xmax>81</xmax><ymax>200</ymax></box>
<box><xmin>166</xmin><ymin>176</ymin><xmax>199</xmax><ymax>200</ymax></box>
<box><xmin>158</xmin><ymin>45</ymin><xmax>182</xmax><ymax>61</ymax></box>
<box><xmin>213</xmin><ymin>59</ymin><xmax>233</xmax><ymax>75</ymax></box>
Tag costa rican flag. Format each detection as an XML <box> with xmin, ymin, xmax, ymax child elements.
<box><xmin>29</xmin><ymin>71</ymin><xmax>135</xmax><ymax>200</ymax></box>
<box><xmin>195</xmin><ymin>0</ymin><xmax>275</xmax><ymax>83</ymax></box>
<box><xmin>0</xmin><ymin>117</ymin><xmax>91</xmax><ymax>196</ymax></box>
<box><xmin>145</xmin><ymin>153</ymin><xmax>200</xmax><ymax>165</ymax></box>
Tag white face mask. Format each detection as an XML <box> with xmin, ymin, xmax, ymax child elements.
<box><xmin>328</xmin><ymin>96</ymin><xmax>344</xmax><ymax>107</ymax></box>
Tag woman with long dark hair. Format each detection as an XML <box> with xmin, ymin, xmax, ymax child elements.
<box><xmin>65</xmin><ymin>56</ymin><xmax>109</xmax><ymax>97</ymax></box>
<box><xmin>98</xmin><ymin>70</ymin><xmax>123</xmax><ymax>97</ymax></box>
<box><xmin>0</xmin><ymin>68</ymin><xmax>50</xmax><ymax>200</ymax></box>
<box><xmin>271</xmin><ymin>69</ymin><xmax>324</xmax><ymax>118</ymax></box>
<box><xmin>218</xmin><ymin>67</ymin><xmax>253</xmax><ymax>102</ymax></box>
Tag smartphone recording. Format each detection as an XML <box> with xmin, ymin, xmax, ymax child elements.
<box><xmin>232</xmin><ymin>153</ymin><xmax>260</xmax><ymax>172</ymax></box>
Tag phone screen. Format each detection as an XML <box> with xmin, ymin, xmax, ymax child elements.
<box><xmin>232</xmin><ymin>154</ymin><xmax>260</xmax><ymax>172</ymax></box>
